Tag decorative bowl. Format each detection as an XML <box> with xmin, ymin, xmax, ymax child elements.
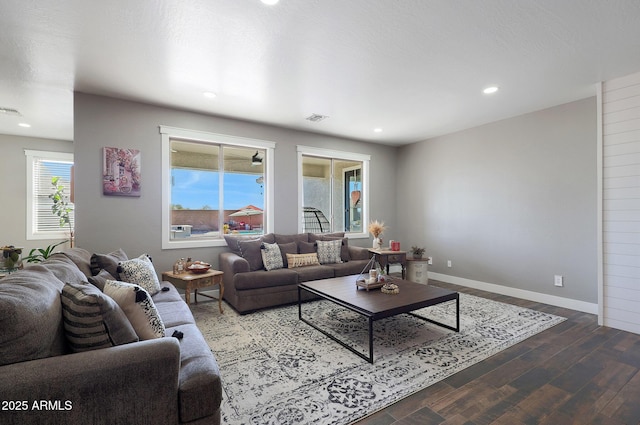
<box><xmin>188</xmin><ymin>263</ymin><xmax>211</xmax><ymax>274</ymax></box>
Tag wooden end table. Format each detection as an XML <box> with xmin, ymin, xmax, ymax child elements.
<box><xmin>368</xmin><ymin>248</ymin><xmax>407</xmax><ymax>279</ymax></box>
<box><xmin>162</xmin><ymin>269</ymin><xmax>224</xmax><ymax>313</ymax></box>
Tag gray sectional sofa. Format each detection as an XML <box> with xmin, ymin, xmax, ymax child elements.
<box><xmin>0</xmin><ymin>248</ymin><xmax>221</xmax><ymax>425</ymax></box>
<box><xmin>220</xmin><ymin>232</ymin><xmax>372</xmax><ymax>313</ymax></box>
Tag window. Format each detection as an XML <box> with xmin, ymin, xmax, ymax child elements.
<box><xmin>25</xmin><ymin>150</ymin><xmax>74</xmax><ymax>240</ymax></box>
<box><xmin>160</xmin><ymin>126</ymin><xmax>275</xmax><ymax>249</ymax></box>
<box><xmin>297</xmin><ymin>146</ymin><xmax>370</xmax><ymax>236</ymax></box>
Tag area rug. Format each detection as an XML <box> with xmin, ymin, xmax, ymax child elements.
<box><xmin>191</xmin><ymin>290</ymin><xmax>565</xmax><ymax>425</ymax></box>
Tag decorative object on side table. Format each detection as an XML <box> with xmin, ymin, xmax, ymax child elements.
<box><xmin>188</xmin><ymin>261</ymin><xmax>211</xmax><ymax>274</ymax></box>
<box><xmin>1</xmin><ymin>246</ymin><xmax>23</xmax><ymax>272</ymax></box>
<box><xmin>410</xmin><ymin>245</ymin><xmax>426</xmax><ymax>259</ymax></box>
<box><xmin>368</xmin><ymin>219</ymin><xmax>387</xmax><ymax>249</ymax></box>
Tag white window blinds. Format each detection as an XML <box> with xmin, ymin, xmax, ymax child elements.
<box><xmin>25</xmin><ymin>150</ymin><xmax>74</xmax><ymax>240</ymax></box>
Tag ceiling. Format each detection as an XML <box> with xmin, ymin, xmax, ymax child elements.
<box><xmin>1</xmin><ymin>1</ymin><xmax>640</xmax><ymax>146</ymax></box>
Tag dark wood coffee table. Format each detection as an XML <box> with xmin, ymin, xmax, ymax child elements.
<box><xmin>298</xmin><ymin>275</ymin><xmax>459</xmax><ymax>363</ymax></box>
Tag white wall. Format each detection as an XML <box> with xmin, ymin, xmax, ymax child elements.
<box><xmin>73</xmin><ymin>93</ymin><xmax>398</xmax><ymax>274</ymax></box>
<box><xmin>0</xmin><ymin>134</ymin><xmax>73</xmax><ymax>255</ymax></box>
<box><xmin>602</xmin><ymin>72</ymin><xmax>640</xmax><ymax>334</ymax></box>
<box><xmin>397</xmin><ymin>98</ymin><xmax>598</xmax><ymax>312</ymax></box>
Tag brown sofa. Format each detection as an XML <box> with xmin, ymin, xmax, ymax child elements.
<box><xmin>219</xmin><ymin>232</ymin><xmax>371</xmax><ymax>314</ymax></box>
<box><xmin>0</xmin><ymin>248</ymin><xmax>221</xmax><ymax>425</ymax></box>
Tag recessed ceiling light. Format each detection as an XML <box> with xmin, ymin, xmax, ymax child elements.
<box><xmin>261</xmin><ymin>0</ymin><xmax>279</xmax><ymax>5</ymax></box>
<box><xmin>203</xmin><ymin>91</ymin><xmax>217</xmax><ymax>99</ymax></box>
<box><xmin>374</xmin><ymin>128</ymin><xmax>383</xmax><ymax>133</ymax></box>
<box><xmin>18</xmin><ymin>123</ymin><xmax>31</xmax><ymax>128</ymax></box>
<box><xmin>483</xmin><ymin>86</ymin><xmax>499</xmax><ymax>94</ymax></box>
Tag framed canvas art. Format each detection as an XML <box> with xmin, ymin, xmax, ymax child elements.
<box><xmin>103</xmin><ymin>147</ymin><xmax>141</xmax><ymax>197</ymax></box>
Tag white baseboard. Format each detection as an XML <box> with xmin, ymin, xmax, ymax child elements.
<box><xmin>428</xmin><ymin>272</ymin><xmax>598</xmax><ymax>315</ymax></box>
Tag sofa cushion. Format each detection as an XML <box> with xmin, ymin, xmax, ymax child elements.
<box><xmin>287</xmin><ymin>252</ymin><xmax>321</xmax><ymax>268</ymax></box>
<box><xmin>90</xmin><ymin>248</ymin><xmax>128</xmax><ymax>278</ymax></box>
<box><xmin>261</xmin><ymin>242</ymin><xmax>283</xmax><ymax>271</ymax></box>
<box><xmin>59</xmin><ymin>247</ymin><xmax>94</xmax><ymax>278</ymax></box>
<box><xmin>274</xmin><ymin>233</ymin><xmax>309</xmax><ymax>244</ymax></box>
<box><xmin>165</xmin><ymin>323</ymin><xmax>222</xmax><ymax>423</ymax></box>
<box><xmin>316</xmin><ymin>239</ymin><xmax>343</xmax><ymax>264</ymax></box>
<box><xmin>224</xmin><ymin>233</ymin><xmax>275</xmax><ymax>255</ymax></box>
<box><xmin>295</xmin><ymin>265</ymin><xmax>335</xmax><ymax>282</ymax></box>
<box><xmin>234</xmin><ymin>269</ymin><xmax>298</xmax><ymax>290</ymax></box>
<box><xmin>0</xmin><ymin>266</ymin><xmax>68</xmax><ymax>366</ymax></box>
<box><xmin>117</xmin><ymin>254</ymin><xmax>161</xmax><ymax>295</ymax></box>
<box><xmin>238</xmin><ymin>239</ymin><xmax>264</xmax><ymax>271</ymax></box>
<box><xmin>104</xmin><ymin>280</ymin><xmax>165</xmax><ymax>340</ymax></box>
<box><xmin>331</xmin><ymin>259</ymin><xmax>372</xmax><ymax>277</ymax></box>
<box><xmin>278</xmin><ymin>242</ymin><xmax>298</xmax><ymax>267</ymax></box>
<box><xmin>43</xmin><ymin>254</ymin><xmax>90</xmax><ymax>285</ymax></box>
<box><xmin>297</xmin><ymin>241</ymin><xmax>316</xmax><ymax>254</ymax></box>
<box><xmin>60</xmin><ymin>281</ymin><xmax>138</xmax><ymax>352</ymax></box>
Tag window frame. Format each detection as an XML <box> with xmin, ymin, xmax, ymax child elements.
<box><xmin>25</xmin><ymin>149</ymin><xmax>74</xmax><ymax>241</ymax></box>
<box><xmin>296</xmin><ymin>145</ymin><xmax>370</xmax><ymax>238</ymax></box>
<box><xmin>160</xmin><ymin>126</ymin><xmax>275</xmax><ymax>249</ymax></box>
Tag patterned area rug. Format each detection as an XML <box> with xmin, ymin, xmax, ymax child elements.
<box><xmin>191</xmin><ymin>289</ymin><xmax>565</xmax><ymax>425</ymax></box>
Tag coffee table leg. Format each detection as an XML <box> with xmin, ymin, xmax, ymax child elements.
<box><xmin>368</xmin><ymin>317</ymin><xmax>374</xmax><ymax>364</ymax></box>
<box><xmin>185</xmin><ymin>287</ymin><xmax>191</xmax><ymax>305</ymax></box>
<box><xmin>218</xmin><ymin>282</ymin><xmax>224</xmax><ymax>314</ymax></box>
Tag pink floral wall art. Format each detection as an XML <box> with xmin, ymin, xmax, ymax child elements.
<box><xmin>103</xmin><ymin>147</ymin><xmax>141</xmax><ymax>197</ymax></box>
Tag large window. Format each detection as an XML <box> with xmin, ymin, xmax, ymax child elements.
<box><xmin>161</xmin><ymin>126</ymin><xmax>275</xmax><ymax>249</ymax></box>
<box><xmin>297</xmin><ymin>146</ymin><xmax>369</xmax><ymax>236</ymax></box>
<box><xmin>25</xmin><ymin>150</ymin><xmax>74</xmax><ymax>240</ymax></box>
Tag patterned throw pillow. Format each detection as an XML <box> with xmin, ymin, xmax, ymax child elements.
<box><xmin>286</xmin><ymin>253</ymin><xmax>320</xmax><ymax>268</ymax></box>
<box><xmin>104</xmin><ymin>280</ymin><xmax>165</xmax><ymax>340</ymax></box>
<box><xmin>316</xmin><ymin>239</ymin><xmax>343</xmax><ymax>264</ymax></box>
<box><xmin>117</xmin><ymin>254</ymin><xmax>161</xmax><ymax>295</ymax></box>
<box><xmin>261</xmin><ymin>242</ymin><xmax>283</xmax><ymax>271</ymax></box>
<box><xmin>61</xmin><ymin>281</ymin><xmax>139</xmax><ymax>352</ymax></box>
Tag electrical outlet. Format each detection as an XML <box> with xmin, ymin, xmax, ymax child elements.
<box><xmin>447</xmin><ymin>260</ymin><xmax>452</xmax><ymax>268</ymax></box>
<box><xmin>427</xmin><ymin>257</ymin><xmax>433</xmax><ymax>265</ymax></box>
<box><xmin>554</xmin><ymin>275</ymin><xmax>563</xmax><ymax>287</ymax></box>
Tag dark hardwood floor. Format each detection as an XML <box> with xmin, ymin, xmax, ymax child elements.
<box><xmin>354</xmin><ymin>280</ymin><xmax>640</xmax><ymax>425</ymax></box>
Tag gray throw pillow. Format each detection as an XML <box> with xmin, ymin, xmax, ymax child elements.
<box><xmin>90</xmin><ymin>248</ymin><xmax>128</xmax><ymax>278</ymax></box>
<box><xmin>277</xmin><ymin>242</ymin><xmax>298</xmax><ymax>267</ymax></box>
<box><xmin>238</xmin><ymin>239</ymin><xmax>264</xmax><ymax>271</ymax></box>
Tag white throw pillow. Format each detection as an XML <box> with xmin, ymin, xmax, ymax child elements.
<box><xmin>104</xmin><ymin>280</ymin><xmax>165</xmax><ymax>340</ymax></box>
<box><xmin>118</xmin><ymin>254</ymin><xmax>161</xmax><ymax>295</ymax></box>
<box><xmin>261</xmin><ymin>242</ymin><xmax>284</xmax><ymax>271</ymax></box>
<box><xmin>316</xmin><ymin>239</ymin><xmax>343</xmax><ymax>264</ymax></box>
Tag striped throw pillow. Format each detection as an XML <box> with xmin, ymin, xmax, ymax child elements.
<box><xmin>61</xmin><ymin>282</ymin><xmax>138</xmax><ymax>352</ymax></box>
<box><xmin>286</xmin><ymin>253</ymin><xmax>320</xmax><ymax>268</ymax></box>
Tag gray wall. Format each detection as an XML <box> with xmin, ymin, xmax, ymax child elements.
<box><xmin>396</xmin><ymin>97</ymin><xmax>598</xmax><ymax>303</ymax></box>
<box><xmin>0</xmin><ymin>134</ymin><xmax>74</xmax><ymax>254</ymax></box>
<box><xmin>74</xmin><ymin>93</ymin><xmax>397</xmax><ymax>274</ymax></box>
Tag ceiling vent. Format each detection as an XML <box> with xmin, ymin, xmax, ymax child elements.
<box><xmin>305</xmin><ymin>113</ymin><xmax>328</xmax><ymax>123</ymax></box>
<box><xmin>0</xmin><ymin>107</ymin><xmax>21</xmax><ymax>116</ymax></box>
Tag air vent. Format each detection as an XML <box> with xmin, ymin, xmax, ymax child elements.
<box><xmin>0</xmin><ymin>107</ymin><xmax>21</xmax><ymax>116</ymax></box>
<box><xmin>305</xmin><ymin>113</ymin><xmax>328</xmax><ymax>123</ymax></box>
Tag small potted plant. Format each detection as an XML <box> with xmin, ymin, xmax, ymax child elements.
<box><xmin>410</xmin><ymin>246</ymin><xmax>426</xmax><ymax>259</ymax></box>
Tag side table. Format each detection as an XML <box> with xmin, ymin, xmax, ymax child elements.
<box><xmin>368</xmin><ymin>248</ymin><xmax>407</xmax><ymax>279</ymax></box>
<box><xmin>162</xmin><ymin>269</ymin><xmax>224</xmax><ymax>313</ymax></box>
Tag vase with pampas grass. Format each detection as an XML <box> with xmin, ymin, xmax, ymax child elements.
<box><xmin>368</xmin><ymin>220</ymin><xmax>387</xmax><ymax>249</ymax></box>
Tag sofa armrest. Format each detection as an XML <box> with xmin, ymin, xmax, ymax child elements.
<box><xmin>219</xmin><ymin>251</ymin><xmax>249</xmax><ymax>275</ymax></box>
<box><xmin>0</xmin><ymin>338</ymin><xmax>181</xmax><ymax>425</ymax></box>
<box><xmin>349</xmin><ymin>245</ymin><xmax>371</xmax><ymax>261</ymax></box>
